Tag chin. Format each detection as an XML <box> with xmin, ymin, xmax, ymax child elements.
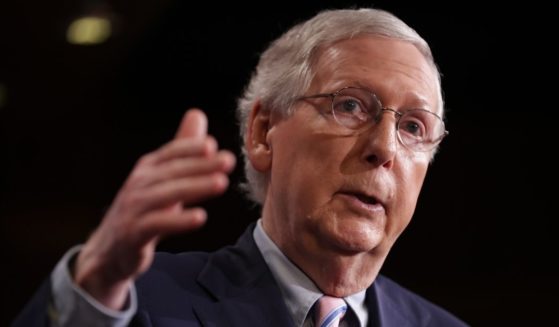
<box><xmin>309</xmin><ymin>205</ymin><xmax>384</xmax><ymax>253</ymax></box>
<box><xmin>327</xmin><ymin>223</ymin><xmax>384</xmax><ymax>254</ymax></box>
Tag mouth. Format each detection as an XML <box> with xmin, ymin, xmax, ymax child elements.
<box><xmin>346</xmin><ymin>192</ymin><xmax>379</xmax><ymax>206</ymax></box>
<box><xmin>336</xmin><ymin>190</ymin><xmax>385</xmax><ymax>214</ymax></box>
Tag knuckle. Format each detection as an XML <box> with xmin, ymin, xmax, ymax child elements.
<box><xmin>138</xmin><ymin>153</ymin><xmax>156</xmax><ymax>165</ymax></box>
<box><xmin>119</xmin><ymin>192</ymin><xmax>143</xmax><ymax>209</ymax></box>
<box><xmin>126</xmin><ymin>168</ymin><xmax>151</xmax><ymax>188</ymax></box>
<box><xmin>167</xmin><ymin>160</ymin><xmax>184</xmax><ymax>173</ymax></box>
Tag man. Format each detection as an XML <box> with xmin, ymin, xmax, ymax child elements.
<box><xmin>14</xmin><ymin>8</ymin><xmax>467</xmax><ymax>327</ymax></box>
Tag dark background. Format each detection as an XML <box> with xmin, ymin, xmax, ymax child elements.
<box><xmin>1</xmin><ymin>1</ymin><xmax>556</xmax><ymax>325</ymax></box>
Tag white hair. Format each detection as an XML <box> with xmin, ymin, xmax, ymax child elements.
<box><xmin>236</xmin><ymin>8</ymin><xmax>443</xmax><ymax>205</ymax></box>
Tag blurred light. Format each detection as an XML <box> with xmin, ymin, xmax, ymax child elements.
<box><xmin>66</xmin><ymin>16</ymin><xmax>112</xmax><ymax>45</ymax></box>
<box><xmin>0</xmin><ymin>84</ymin><xmax>6</xmax><ymax>109</ymax></box>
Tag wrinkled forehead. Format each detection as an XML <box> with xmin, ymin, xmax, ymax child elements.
<box><xmin>309</xmin><ymin>36</ymin><xmax>442</xmax><ymax>115</ymax></box>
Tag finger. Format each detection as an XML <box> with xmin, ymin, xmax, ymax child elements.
<box><xmin>138</xmin><ymin>207</ymin><xmax>207</xmax><ymax>241</ymax></box>
<box><xmin>132</xmin><ymin>173</ymin><xmax>229</xmax><ymax>214</ymax></box>
<box><xmin>130</xmin><ymin>138</ymin><xmax>210</xmax><ymax>169</ymax></box>
<box><xmin>159</xmin><ymin>150</ymin><xmax>236</xmax><ymax>179</ymax></box>
<box><xmin>132</xmin><ymin>151</ymin><xmax>236</xmax><ymax>189</ymax></box>
<box><xmin>175</xmin><ymin>108</ymin><xmax>208</xmax><ymax>140</ymax></box>
<box><xmin>150</xmin><ymin>137</ymin><xmax>217</xmax><ymax>166</ymax></box>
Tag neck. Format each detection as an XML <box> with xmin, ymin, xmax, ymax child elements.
<box><xmin>261</xmin><ymin>214</ymin><xmax>387</xmax><ymax>297</ymax></box>
<box><xmin>291</xmin><ymin>246</ymin><xmax>385</xmax><ymax>297</ymax></box>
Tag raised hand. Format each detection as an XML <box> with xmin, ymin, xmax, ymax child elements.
<box><xmin>73</xmin><ymin>109</ymin><xmax>236</xmax><ymax>309</ymax></box>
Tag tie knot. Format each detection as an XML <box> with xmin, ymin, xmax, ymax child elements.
<box><xmin>314</xmin><ymin>295</ymin><xmax>348</xmax><ymax>327</ymax></box>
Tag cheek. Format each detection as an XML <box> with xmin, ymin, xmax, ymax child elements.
<box><xmin>287</xmin><ymin>146</ymin><xmax>345</xmax><ymax>210</ymax></box>
<box><xmin>389</xmin><ymin>155</ymin><xmax>429</xmax><ymax>236</ymax></box>
<box><xmin>272</xmin><ymin>136</ymin><xmax>350</xmax><ymax>222</ymax></box>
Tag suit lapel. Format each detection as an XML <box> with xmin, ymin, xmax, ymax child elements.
<box><xmin>366</xmin><ymin>279</ymin><xmax>413</xmax><ymax>327</ymax></box>
<box><xmin>193</xmin><ymin>223</ymin><xmax>294</xmax><ymax>327</ymax></box>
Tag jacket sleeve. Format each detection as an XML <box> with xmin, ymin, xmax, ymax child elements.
<box><xmin>12</xmin><ymin>246</ymin><xmax>137</xmax><ymax>327</ymax></box>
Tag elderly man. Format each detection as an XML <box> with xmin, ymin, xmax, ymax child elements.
<box><xmin>14</xmin><ymin>8</ymin><xmax>466</xmax><ymax>327</ymax></box>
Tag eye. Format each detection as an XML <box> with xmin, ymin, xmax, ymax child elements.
<box><xmin>328</xmin><ymin>88</ymin><xmax>381</xmax><ymax>129</ymax></box>
<box><xmin>402</xmin><ymin>121</ymin><xmax>422</xmax><ymax>135</ymax></box>
<box><xmin>331</xmin><ymin>94</ymin><xmax>372</xmax><ymax>129</ymax></box>
<box><xmin>397</xmin><ymin>109</ymin><xmax>447</xmax><ymax>150</ymax></box>
<box><xmin>334</xmin><ymin>96</ymin><xmax>365</xmax><ymax>115</ymax></box>
<box><xmin>399</xmin><ymin>115</ymin><xmax>426</xmax><ymax>138</ymax></box>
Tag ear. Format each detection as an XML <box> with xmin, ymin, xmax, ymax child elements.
<box><xmin>245</xmin><ymin>100</ymin><xmax>273</xmax><ymax>172</ymax></box>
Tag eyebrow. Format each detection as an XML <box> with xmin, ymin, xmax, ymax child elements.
<box><xmin>349</xmin><ymin>80</ymin><xmax>435</xmax><ymax>112</ymax></box>
<box><xmin>399</xmin><ymin>91</ymin><xmax>433</xmax><ymax>110</ymax></box>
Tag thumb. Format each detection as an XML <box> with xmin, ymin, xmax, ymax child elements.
<box><xmin>175</xmin><ymin>108</ymin><xmax>208</xmax><ymax>140</ymax></box>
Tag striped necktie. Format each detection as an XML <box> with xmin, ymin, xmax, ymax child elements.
<box><xmin>314</xmin><ymin>295</ymin><xmax>348</xmax><ymax>327</ymax></box>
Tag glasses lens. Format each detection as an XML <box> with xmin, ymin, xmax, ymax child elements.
<box><xmin>397</xmin><ymin>109</ymin><xmax>446</xmax><ymax>151</ymax></box>
<box><xmin>331</xmin><ymin>88</ymin><xmax>380</xmax><ymax>129</ymax></box>
<box><xmin>327</xmin><ymin>87</ymin><xmax>446</xmax><ymax>152</ymax></box>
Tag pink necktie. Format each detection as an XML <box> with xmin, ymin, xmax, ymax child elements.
<box><xmin>314</xmin><ymin>295</ymin><xmax>348</xmax><ymax>327</ymax></box>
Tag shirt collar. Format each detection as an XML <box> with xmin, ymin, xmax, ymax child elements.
<box><xmin>253</xmin><ymin>219</ymin><xmax>368</xmax><ymax>327</ymax></box>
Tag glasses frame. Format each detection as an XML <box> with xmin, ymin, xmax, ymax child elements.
<box><xmin>296</xmin><ymin>86</ymin><xmax>449</xmax><ymax>152</ymax></box>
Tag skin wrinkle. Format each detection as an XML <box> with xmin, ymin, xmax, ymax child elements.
<box><xmin>314</xmin><ymin>37</ymin><xmax>439</xmax><ymax>115</ymax></box>
<box><xmin>257</xmin><ymin>36</ymin><xmax>436</xmax><ymax>297</ymax></box>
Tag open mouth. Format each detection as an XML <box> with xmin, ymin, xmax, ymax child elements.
<box><xmin>345</xmin><ymin>192</ymin><xmax>379</xmax><ymax>206</ymax></box>
<box><xmin>355</xmin><ymin>193</ymin><xmax>379</xmax><ymax>205</ymax></box>
<box><xmin>336</xmin><ymin>190</ymin><xmax>385</xmax><ymax>215</ymax></box>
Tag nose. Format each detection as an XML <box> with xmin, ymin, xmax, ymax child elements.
<box><xmin>361</xmin><ymin>110</ymin><xmax>398</xmax><ymax>168</ymax></box>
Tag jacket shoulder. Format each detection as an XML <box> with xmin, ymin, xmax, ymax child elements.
<box><xmin>137</xmin><ymin>251</ymin><xmax>210</xmax><ymax>295</ymax></box>
<box><xmin>134</xmin><ymin>251</ymin><xmax>213</xmax><ymax>323</ymax></box>
<box><xmin>374</xmin><ymin>274</ymin><xmax>469</xmax><ymax>326</ymax></box>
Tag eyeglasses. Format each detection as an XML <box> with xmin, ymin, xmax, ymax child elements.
<box><xmin>296</xmin><ymin>86</ymin><xmax>449</xmax><ymax>152</ymax></box>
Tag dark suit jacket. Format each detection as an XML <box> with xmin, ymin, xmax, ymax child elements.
<box><xmin>13</xmin><ymin>223</ymin><xmax>468</xmax><ymax>326</ymax></box>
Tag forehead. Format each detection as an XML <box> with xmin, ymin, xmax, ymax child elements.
<box><xmin>310</xmin><ymin>36</ymin><xmax>440</xmax><ymax>113</ymax></box>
